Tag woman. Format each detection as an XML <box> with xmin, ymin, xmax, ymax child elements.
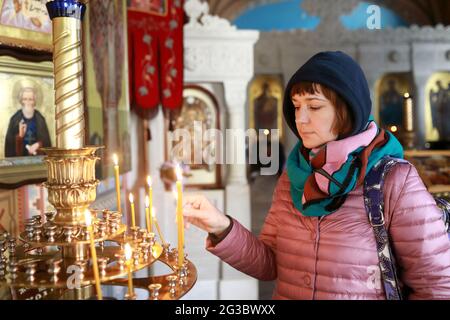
<box><xmin>182</xmin><ymin>51</ymin><xmax>450</xmax><ymax>299</ymax></box>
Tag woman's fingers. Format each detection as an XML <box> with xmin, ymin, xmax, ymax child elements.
<box><xmin>182</xmin><ymin>197</ymin><xmax>193</xmax><ymax>208</ymax></box>
<box><xmin>183</xmin><ymin>195</ymin><xmax>203</xmax><ymax>208</ymax></box>
<box><xmin>184</xmin><ymin>215</ymin><xmax>208</xmax><ymax>232</ymax></box>
<box><xmin>183</xmin><ymin>207</ymin><xmax>207</xmax><ymax>220</ymax></box>
<box><xmin>189</xmin><ymin>197</ymin><xmax>203</xmax><ymax>210</ymax></box>
<box><xmin>182</xmin><ymin>195</ymin><xmax>225</xmax><ymax>234</ymax></box>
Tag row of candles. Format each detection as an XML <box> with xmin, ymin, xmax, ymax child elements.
<box><xmin>114</xmin><ymin>153</ymin><xmax>184</xmax><ymax>266</ymax></box>
<box><xmin>84</xmin><ymin>209</ymin><xmax>135</xmax><ymax>300</ymax></box>
<box><xmin>87</xmin><ymin>154</ymin><xmax>185</xmax><ymax>300</ymax></box>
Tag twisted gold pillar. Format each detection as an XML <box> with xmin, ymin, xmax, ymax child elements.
<box><xmin>52</xmin><ymin>17</ymin><xmax>85</xmax><ymax>150</ymax></box>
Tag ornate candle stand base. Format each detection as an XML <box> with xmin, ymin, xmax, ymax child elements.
<box><xmin>0</xmin><ymin>147</ymin><xmax>197</xmax><ymax>299</ymax></box>
<box><xmin>0</xmin><ymin>223</ymin><xmax>197</xmax><ymax>299</ymax></box>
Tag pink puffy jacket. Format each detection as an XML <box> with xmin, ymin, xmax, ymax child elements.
<box><xmin>207</xmin><ymin>164</ymin><xmax>450</xmax><ymax>299</ymax></box>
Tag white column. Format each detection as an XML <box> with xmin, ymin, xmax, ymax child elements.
<box><xmin>221</xmin><ymin>79</ymin><xmax>258</xmax><ymax>300</ymax></box>
<box><xmin>223</xmin><ymin>80</ymin><xmax>251</xmax><ymax>229</ymax></box>
<box><xmin>223</xmin><ymin>80</ymin><xmax>249</xmax><ymax>185</ymax></box>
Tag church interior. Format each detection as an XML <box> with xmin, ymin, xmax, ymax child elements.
<box><xmin>0</xmin><ymin>0</ymin><xmax>449</xmax><ymax>300</ymax></box>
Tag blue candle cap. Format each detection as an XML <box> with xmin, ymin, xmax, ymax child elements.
<box><xmin>46</xmin><ymin>0</ymin><xmax>86</xmax><ymax>20</ymax></box>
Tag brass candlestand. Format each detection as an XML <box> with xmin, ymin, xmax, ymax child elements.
<box><xmin>0</xmin><ymin>0</ymin><xmax>196</xmax><ymax>300</ymax></box>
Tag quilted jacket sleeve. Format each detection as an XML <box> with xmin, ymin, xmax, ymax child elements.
<box><xmin>385</xmin><ymin>163</ymin><xmax>450</xmax><ymax>299</ymax></box>
<box><xmin>205</xmin><ymin>173</ymin><xmax>288</xmax><ymax>281</ymax></box>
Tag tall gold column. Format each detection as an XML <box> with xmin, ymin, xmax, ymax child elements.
<box><xmin>51</xmin><ymin>2</ymin><xmax>86</xmax><ymax>149</ymax></box>
<box><xmin>44</xmin><ymin>1</ymin><xmax>99</xmax><ymax>226</ymax></box>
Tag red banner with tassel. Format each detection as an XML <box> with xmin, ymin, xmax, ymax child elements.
<box><xmin>128</xmin><ymin>0</ymin><xmax>184</xmax><ymax>118</ymax></box>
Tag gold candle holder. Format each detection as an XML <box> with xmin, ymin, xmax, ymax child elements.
<box><xmin>0</xmin><ymin>1</ymin><xmax>199</xmax><ymax>301</ymax></box>
<box><xmin>44</xmin><ymin>0</ymin><xmax>102</xmax><ymax>226</ymax></box>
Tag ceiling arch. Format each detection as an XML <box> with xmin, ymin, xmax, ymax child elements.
<box><xmin>206</xmin><ymin>0</ymin><xmax>450</xmax><ymax>26</ymax></box>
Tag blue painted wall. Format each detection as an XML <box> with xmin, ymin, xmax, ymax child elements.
<box><xmin>341</xmin><ymin>2</ymin><xmax>408</xmax><ymax>30</ymax></box>
<box><xmin>233</xmin><ymin>0</ymin><xmax>408</xmax><ymax>31</ymax></box>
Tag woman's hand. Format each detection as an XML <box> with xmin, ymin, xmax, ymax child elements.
<box><xmin>183</xmin><ymin>195</ymin><xmax>230</xmax><ymax>235</ymax></box>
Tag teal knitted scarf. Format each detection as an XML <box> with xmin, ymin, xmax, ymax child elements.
<box><xmin>286</xmin><ymin>121</ymin><xmax>404</xmax><ymax>217</ymax></box>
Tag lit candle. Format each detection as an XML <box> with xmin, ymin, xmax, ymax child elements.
<box><xmin>113</xmin><ymin>154</ymin><xmax>121</xmax><ymax>213</ymax></box>
<box><xmin>175</xmin><ymin>165</ymin><xmax>184</xmax><ymax>267</ymax></box>
<box><xmin>147</xmin><ymin>176</ymin><xmax>153</xmax><ymax>232</ymax></box>
<box><xmin>145</xmin><ymin>196</ymin><xmax>151</xmax><ymax>233</ymax></box>
<box><xmin>403</xmin><ymin>93</ymin><xmax>414</xmax><ymax>132</ymax></box>
<box><xmin>84</xmin><ymin>210</ymin><xmax>103</xmax><ymax>300</ymax></box>
<box><xmin>124</xmin><ymin>243</ymin><xmax>135</xmax><ymax>298</ymax></box>
<box><xmin>152</xmin><ymin>207</ymin><xmax>166</xmax><ymax>246</ymax></box>
<box><xmin>129</xmin><ymin>193</ymin><xmax>136</xmax><ymax>228</ymax></box>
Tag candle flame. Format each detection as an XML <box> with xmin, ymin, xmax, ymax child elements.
<box><xmin>145</xmin><ymin>195</ymin><xmax>150</xmax><ymax>208</ymax></box>
<box><xmin>113</xmin><ymin>153</ymin><xmax>118</xmax><ymax>166</ymax></box>
<box><xmin>175</xmin><ymin>164</ymin><xmax>182</xmax><ymax>181</ymax></box>
<box><xmin>263</xmin><ymin>129</ymin><xmax>270</xmax><ymax>136</ymax></box>
<box><xmin>124</xmin><ymin>243</ymin><xmax>132</xmax><ymax>261</ymax></box>
<box><xmin>84</xmin><ymin>209</ymin><xmax>92</xmax><ymax>226</ymax></box>
<box><xmin>147</xmin><ymin>176</ymin><xmax>152</xmax><ymax>187</ymax></box>
<box><xmin>129</xmin><ymin>193</ymin><xmax>134</xmax><ymax>203</ymax></box>
<box><xmin>404</xmin><ymin>93</ymin><xmax>410</xmax><ymax>99</ymax></box>
<box><xmin>390</xmin><ymin>126</ymin><xmax>398</xmax><ymax>133</ymax></box>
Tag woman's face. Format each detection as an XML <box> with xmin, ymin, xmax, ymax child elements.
<box><xmin>292</xmin><ymin>87</ymin><xmax>338</xmax><ymax>149</ymax></box>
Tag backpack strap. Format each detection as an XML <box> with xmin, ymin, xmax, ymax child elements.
<box><xmin>363</xmin><ymin>156</ymin><xmax>409</xmax><ymax>300</ymax></box>
<box><xmin>434</xmin><ymin>197</ymin><xmax>450</xmax><ymax>238</ymax></box>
